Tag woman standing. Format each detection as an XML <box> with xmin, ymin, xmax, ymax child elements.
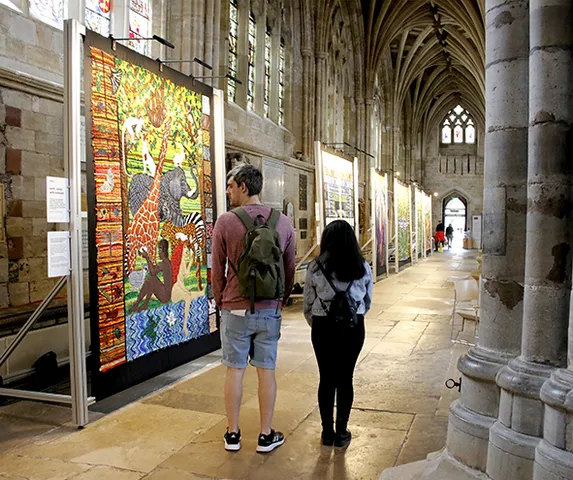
<box><xmin>304</xmin><ymin>220</ymin><xmax>373</xmax><ymax>448</ymax></box>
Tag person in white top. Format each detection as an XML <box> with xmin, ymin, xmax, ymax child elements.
<box><xmin>303</xmin><ymin>220</ymin><xmax>373</xmax><ymax>448</ymax></box>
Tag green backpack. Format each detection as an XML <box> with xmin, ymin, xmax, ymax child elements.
<box><xmin>230</xmin><ymin>207</ymin><xmax>285</xmax><ymax>313</ymax></box>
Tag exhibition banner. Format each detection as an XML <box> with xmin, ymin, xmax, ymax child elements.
<box><xmin>416</xmin><ymin>188</ymin><xmax>423</xmax><ymax>258</ymax></box>
<box><xmin>424</xmin><ymin>193</ymin><xmax>433</xmax><ymax>253</ymax></box>
<box><xmin>85</xmin><ymin>31</ymin><xmax>219</xmax><ymax>395</ymax></box>
<box><xmin>372</xmin><ymin>170</ymin><xmax>388</xmax><ymax>278</ymax></box>
<box><xmin>322</xmin><ymin>151</ymin><xmax>355</xmax><ymax>226</ymax></box>
<box><xmin>395</xmin><ymin>180</ymin><xmax>411</xmax><ymax>264</ymax></box>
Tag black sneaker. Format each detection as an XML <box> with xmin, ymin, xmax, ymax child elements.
<box><xmin>321</xmin><ymin>430</ymin><xmax>335</xmax><ymax>446</ymax></box>
<box><xmin>334</xmin><ymin>430</ymin><xmax>352</xmax><ymax>448</ymax></box>
<box><xmin>256</xmin><ymin>429</ymin><xmax>285</xmax><ymax>453</ymax></box>
<box><xmin>224</xmin><ymin>429</ymin><xmax>241</xmax><ymax>451</ymax></box>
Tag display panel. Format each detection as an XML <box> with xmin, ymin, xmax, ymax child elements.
<box><xmin>372</xmin><ymin>170</ymin><xmax>388</xmax><ymax>279</ymax></box>
<box><xmin>416</xmin><ymin>188</ymin><xmax>423</xmax><ymax>259</ymax></box>
<box><xmin>395</xmin><ymin>180</ymin><xmax>411</xmax><ymax>264</ymax></box>
<box><xmin>424</xmin><ymin>193</ymin><xmax>433</xmax><ymax>254</ymax></box>
<box><xmin>85</xmin><ymin>31</ymin><xmax>220</xmax><ymax>396</ymax></box>
<box><xmin>322</xmin><ymin>151</ymin><xmax>355</xmax><ymax>226</ymax></box>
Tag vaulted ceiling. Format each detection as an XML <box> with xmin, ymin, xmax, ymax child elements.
<box><xmin>362</xmin><ymin>0</ymin><xmax>485</xmax><ymax>135</ymax></box>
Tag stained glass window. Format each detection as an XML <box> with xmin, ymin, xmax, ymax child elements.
<box><xmin>278</xmin><ymin>40</ymin><xmax>285</xmax><ymax>125</ymax></box>
<box><xmin>228</xmin><ymin>0</ymin><xmax>238</xmax><ymax>103</ymax></box>
<box><xmin>247</xmin><ymin>13</ymin><xmax>256</xmax><ymax>111</ymax></box>
<box><xmin>129</xmin><ymin>0</ymin><xmax>151</xmax><ymax>56</ymax></box>
<box><xmin>442</xmin><ymin>125</ymin><xmax>451</xmax><ymax>144</ymax></box>
<box><xmin>29</xmin><ymin>0</ymin><xmax>64</xmax><ymax>29</ymax></box>
<box><xmin>85</xmin><ymin>0</ymin><xmax>111</xmax><ymax>36</ymax></box>
<box><xmin>454</xmin><ymin>125</ymin><xmax>464</xmax><ymax>143</ymax></box>
<box><xmin>466</xmin><ymin>123</ymin><xmax>476</xmax><ymax>144</ymax></box>
<box><xmin>264</xmin><ymin>28</ymin><xmax>271</xmax><ymax>118</ymax></box>
<box><xmin>441</xmin><ymin>105</ymin><xmax>476</xmax><ymax>145</ymax></box>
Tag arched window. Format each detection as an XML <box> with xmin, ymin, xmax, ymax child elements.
<box><xmin>129</xmin><ymin>0</ymin><xmax>152</xmax><ymax>56</ymax></box>
<box><xmin>278</xmin><ymin>40</ymin><xmax>285</xmax><ymax>125</ymax></box>
<box><xmin>440</xmin><ymin>105</ymin><xmax>476</xmax><ymax>145</ymax></box>
<box><xmin>442</xmin><ymin>122</ymin><xmax>452</xmax><ymax>143</ymax></box>
<box><xmin>228</xmin><ymin>0</ymin><xmax>239</xmax><ymax>103</ymax></box>
<box><xmin>85</xmin><ymin>0</ymin><xmax>111</xmax><ymax>36</ymax></box>
<box><xmin>247</xmin><ymin>12</ymin><xmax>256</xmax><ymax>111</ymax></box>
<box><xmin>454</xmin><ymin>124</ymin><xmax>463</xmax><ymax>143</ymax></box>
<box><xmin>264</xmin><ymin>27</ymin><xmax>272</xmax><ymax>117</ymax></box>
<box><xmin>465</xmin><ymin>122</ymin><xmax>475</xmax><ymax>144</ymax></box>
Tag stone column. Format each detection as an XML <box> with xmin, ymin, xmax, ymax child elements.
<box><xmin>490</xmin><ymin>1</ymin><xmax>573</xmax><ymax>479</ymax></box>
<box><xmin>301</xmin><ymin>48</ymin><xmax>313</xmax><ymax>158</ymax></box>
<box><xmin>314</xmin><ymin>51</ymin><xmax>328</xmax><ymax>142</ymax></box>
<box><xmin>445</xmin><ymin>0</ymin><xmax>530</xmax><ymax>472</ymax></box>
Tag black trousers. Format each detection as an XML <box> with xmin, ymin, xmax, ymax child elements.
<box><xmin>311</xmin><ymin>315</ymin><xmax>365</xmax><ymax>434</ymax></box>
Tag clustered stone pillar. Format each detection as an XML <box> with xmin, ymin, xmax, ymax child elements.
<box><xmin>445</xmin><ymin>0</ymin><xmax>529</xmax><ymax>471</ymax></box>
<box><xmin>488</xmin><ymin>0</ymin><xmax>573</xmax><ymax>479</ymax></box>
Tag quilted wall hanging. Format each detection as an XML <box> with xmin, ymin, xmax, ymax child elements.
<box><xmin>84</xmin><ymin>31</ymin><xmax>220</xmax><ymax>397</ymax></box>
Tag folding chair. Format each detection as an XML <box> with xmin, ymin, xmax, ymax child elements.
<box><xmin>451</xmin><ymin>278</ymin><xmax>480</xmax><ymax>346</ymax></box>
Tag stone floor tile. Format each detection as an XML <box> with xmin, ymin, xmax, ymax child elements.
<box><xmin>395</xmin><ymin>415</ymin><xmax>449</xmax><ymax>466</ymax></box>
<box><xmin>142</xmin><ymin>387</ymin><xmax>253</xmax><ymax>416</ymax></box>
<box><xmin>307</xmin><ymin>406</ymin><xmax>414</xmax><ymax>432</ymax></box>
<box><xmin>247</xmin><ymin>420</ymin><xmax>406</xmax><ymax>480</ymax></box>
<box><xmin>0</xmin><ymin>454</ymin><xmax>91</xmax><ymax>480</ymax></box>
<box><xmin>377</xmin><ymin>312</ymin><xmax>419</xmax><ymax>322</ymax></box>
<box><xmin>142</xmin><ymin>468</ymin><xmax>218</xmax><ymax>480</ymax></box>
<box><xmin>370</xmin><ymin>341</ymin><xmax>415</xmax><ymax>357</ymax></box>
<box><xmin>71</xmin><ymin>466</ymin><xmax>144</xmax><ymax>480</ymax></box>
<box><xmin>12</xmin><ymin>403</ymin><xmax>225</xmax><ymax>473</ymax></box>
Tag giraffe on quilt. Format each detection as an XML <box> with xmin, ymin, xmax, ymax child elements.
<box><xmin>125</xmin><ymin>119</ymin><xmax>172</xmax><ymax>275</ymax></box>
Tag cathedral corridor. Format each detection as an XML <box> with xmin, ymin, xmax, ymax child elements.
<box><xmin>0</xmin><ymin>251</ymin><xmax>478</xmax><ymax>480</ymax></box>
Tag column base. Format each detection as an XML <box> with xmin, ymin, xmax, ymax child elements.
<box><xmin>446</xmin><ymin>347</ymin><xmax>514</xmax><ymax>471</ymax></box>
<box><xmin>487</xmin><ymin>421</ymin><xmax>539</xmax><ymax>480</ymax></box>
<box><xmin>534</xmin><ymin>440</ymin><xmax>573</xmax><ymax>480</ymax></box>
<box><xmin>532</xmin><ymin>369</ymin><xmax>573</xmax><ymax>480</ymax></box>
<box><xmin>447</xmin><ymin>400</ymin><xmax>495</xmax><ymax>471</ymax></box>
<box><xmin>379</xmin><ymin>450</ymin><xmax>490</xmax><ymax>480</ymax></box>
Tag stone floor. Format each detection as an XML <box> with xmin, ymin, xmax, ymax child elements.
<box><xmin>0</xmin><ymin>249</ymin><xmax>479</xmax><ymax>480</ymax></box>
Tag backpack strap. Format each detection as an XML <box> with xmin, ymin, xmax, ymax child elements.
<box><xmin>266</xmin><ymin>208</ymin><xmax>280</xmax><ymax>230</ymax></box>
<box><xmin>231</xmin><ymin>207</ymin><xmax>257</xmax><ymax>231</ymax></box>
<box><xmin>316</xmin><ymin>260</ymin><xmax>339</xmax><ymax>294</ymax></box>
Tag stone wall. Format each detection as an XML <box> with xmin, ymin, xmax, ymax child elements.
<box><xmin>422</xmin><ymin>128</ymin><xmax>485</xmax><ymax>232</ymax></box>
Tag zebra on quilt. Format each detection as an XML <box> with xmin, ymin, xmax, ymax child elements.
<box><xmin>161</xmin><ymin>212</ymin><xmax>207</xmax><ymax>292</ymax></box>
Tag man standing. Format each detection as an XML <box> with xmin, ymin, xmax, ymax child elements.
<box><xmin>446</xmin><ymin>223</ymin><xmax>454</xmax><ymax>248</ymax></box>
<box><xmin>212</xmin><ymin>164</ymin><xmax>295</xmax><ymax>453</ymax></box>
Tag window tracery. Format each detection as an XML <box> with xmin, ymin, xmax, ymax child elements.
<box><xmin>441</xmin><ymin>105</ymin><xmax>476</xmax><ymax>145</ymax></box>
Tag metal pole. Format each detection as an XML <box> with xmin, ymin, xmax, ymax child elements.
<box><xmin>0</xmin><ymin>276</ymin><xmax>67</xmax><ymax>368</ymax></box>
<box><xmin>0</xmin><ymin>388</ymin><xmax>96</xmax><ymax>406</ymax></box>
<box><xmin>64</xmin><ymin>18</ymin><xmax>89</xmax><ymax>428</ymax></box>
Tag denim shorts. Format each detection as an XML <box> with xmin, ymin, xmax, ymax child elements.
<box><xmin>220</xmin><ymin>309</ymin><xmax>282</xmax><ymax>370</ymax></box>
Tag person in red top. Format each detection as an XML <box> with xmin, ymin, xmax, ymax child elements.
<box><xmin>212</xmin><ymin>163</ymin><xmax>295</xmax><ymax>453</ymax></box>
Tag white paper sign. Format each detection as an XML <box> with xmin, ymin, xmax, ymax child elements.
<box><xmin>46</xmin><ymin>176</ymin><xmax>70</xmax><ymax>223</ymax></box>
<box><xmin>47</xmin><ymin>231</ymin><xmax>70</xmax><ymax>277</ymax></box>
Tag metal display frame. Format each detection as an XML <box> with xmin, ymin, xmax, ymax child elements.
<box><xmin>0</xmin><ymin>19</ymin><xmax>93</xmax><ymax>427</ymax></box>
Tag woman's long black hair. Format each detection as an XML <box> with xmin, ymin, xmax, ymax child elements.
<box><xmin>318</xmin><ymin>220</ymin><xmax>366</xmax><ymax>282</ymax></box>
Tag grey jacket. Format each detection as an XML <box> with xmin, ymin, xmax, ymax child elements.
<box><xmin>303</xmin><ymin>260</ymin><xmax>373</xmax><ymax>326</ymax></box>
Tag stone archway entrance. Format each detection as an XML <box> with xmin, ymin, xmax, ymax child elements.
<box><xmin>442</xmin><ymin>193</ymin><xmax>467</xmax><ymax>249</ymax></box>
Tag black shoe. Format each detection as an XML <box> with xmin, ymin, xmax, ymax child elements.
<box><xmin>321</xmin><ymin>430</ymin><xmax>335</xmax><ymax>446</ymax></box>
<box><xmin>256</xmin><ymin>429</ymin><xmax>285</xmax><ymax>453</ymax></box>
<box><xmin>224</xmin><ymin>429</ymin><xmax>241</xmax><ymax>451</ymax></box>
<box><xmin>335</xmin><ymin>430</ymin><xmax>352</xmax><ymax>448</ymax></box>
